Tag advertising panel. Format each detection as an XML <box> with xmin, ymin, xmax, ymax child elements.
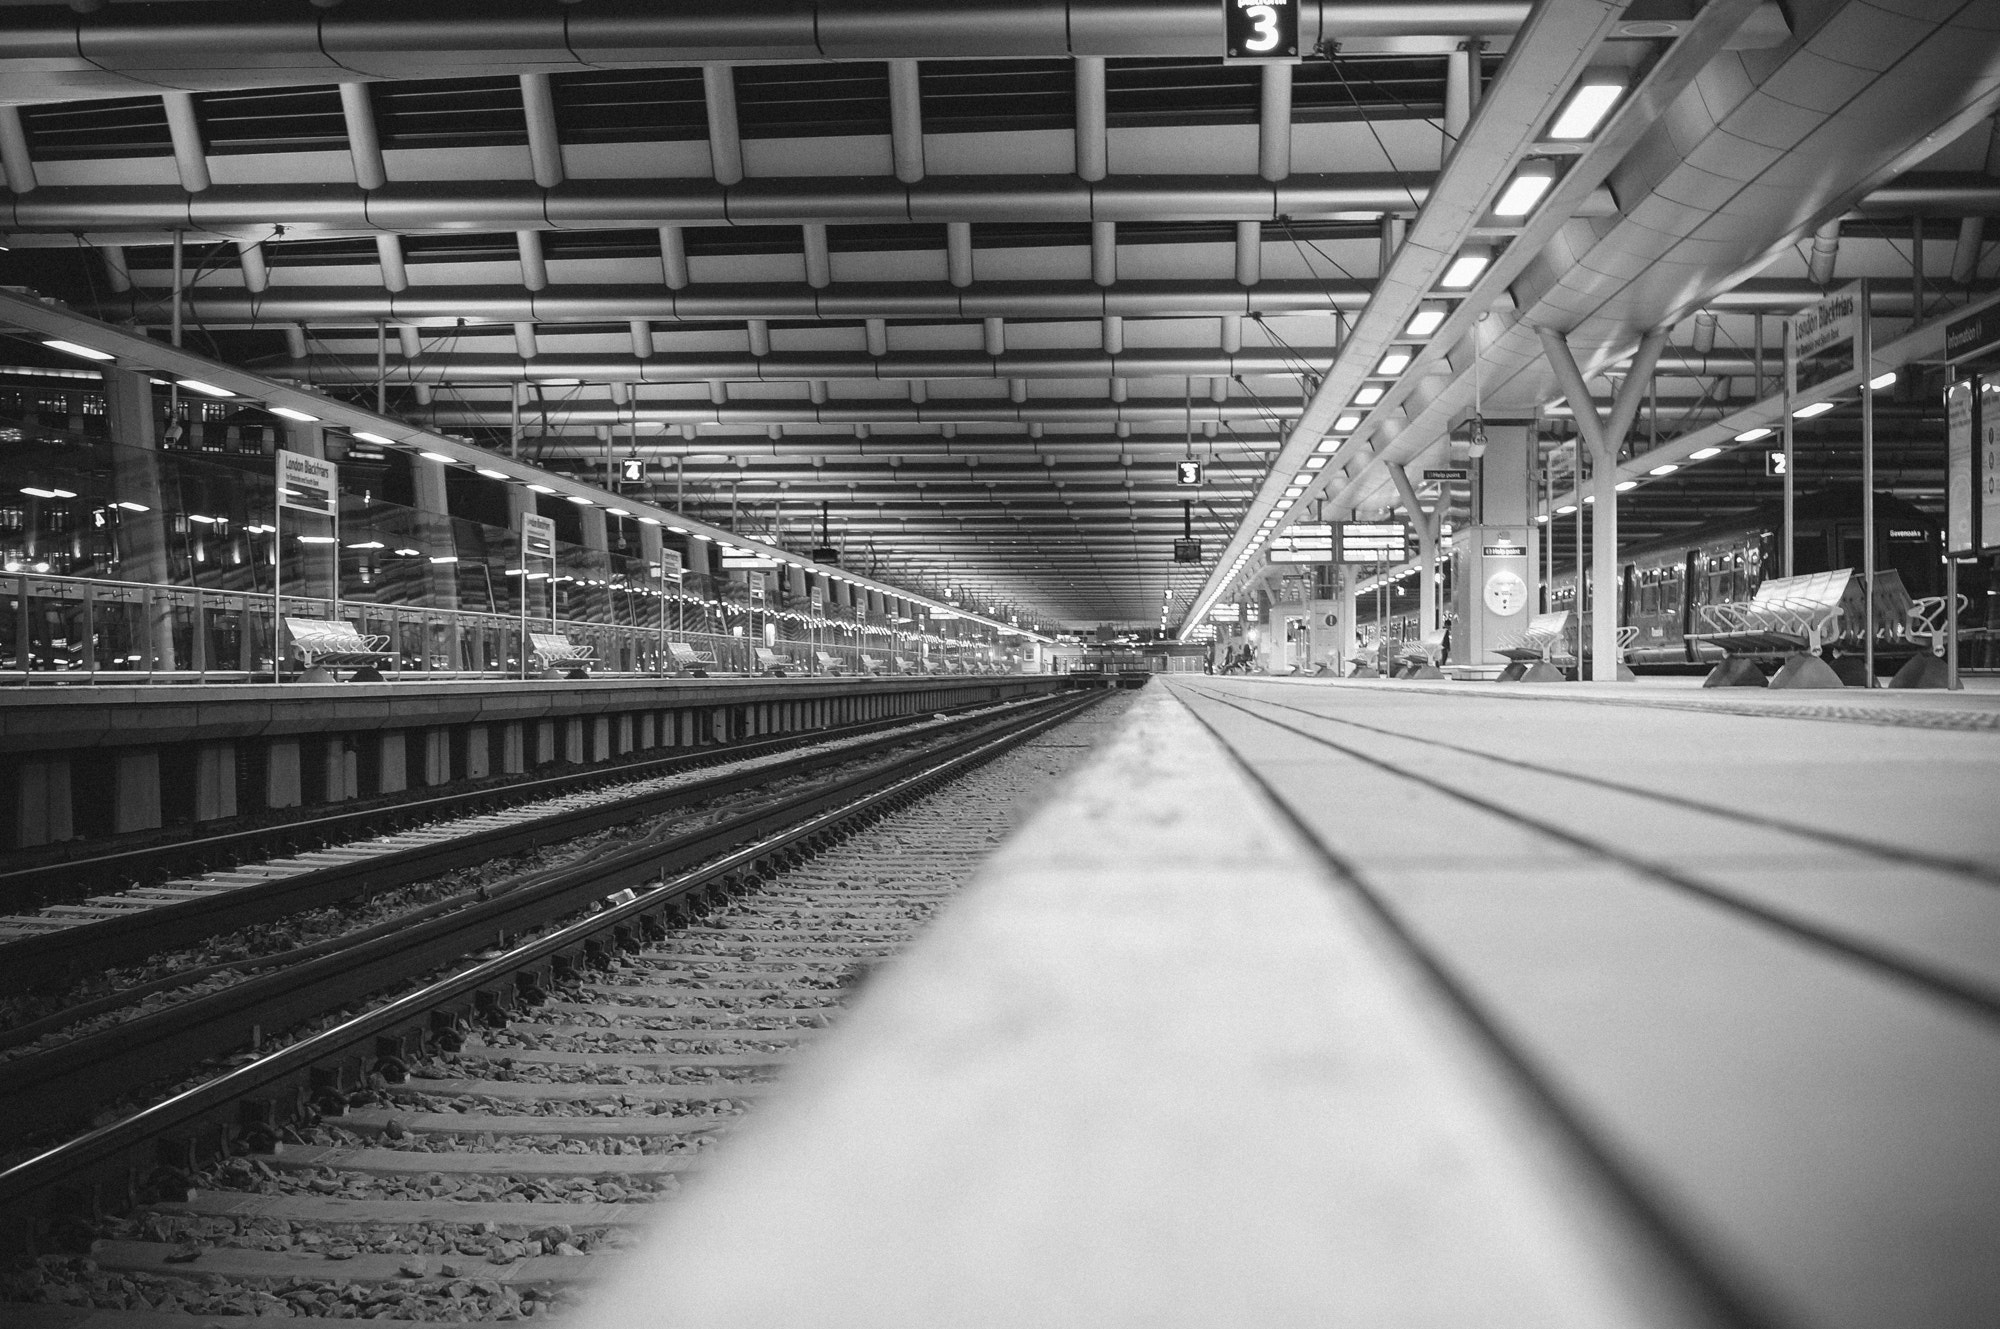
<box><xmin>1946</xmin><ymin>380</ymin><xmax>1976</xmax><ymax>555</ymax></box>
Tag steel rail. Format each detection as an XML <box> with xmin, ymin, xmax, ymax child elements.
<box><xmin>0</xmin><ymin>691</ymin><xmax>1072</xmax><ymax>990</ymax></box>
<box><xmin>0</xmin><ymin>688</ymin><xmax>1102</xmax><ymax>1220</ymax></box>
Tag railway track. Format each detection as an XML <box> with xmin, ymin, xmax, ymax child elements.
<box><xmin>0</xmin><ymin>693</ymin><xmax>1068</xmax><ymax>995</ymax></box>
<box><xmin>0</xmin><ymin>687</ymin><xmax>1119</xmax><ymax>1316</ymax></box>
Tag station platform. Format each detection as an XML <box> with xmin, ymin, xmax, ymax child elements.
<box><xmin>580</xmin><ymin>676</ymin><xmax>2000</xmax><ymax>1329</ymax></box>
<box><xmin>0</xmin><ymin>673</ymin><xmax>1065</xmax><ymax>852</ymax></box>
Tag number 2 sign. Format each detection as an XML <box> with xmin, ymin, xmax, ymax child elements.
<box><xmin>1224</xmin><ymin>0</ymin><xmax>1300</xmax><ymax>61</ymax></box>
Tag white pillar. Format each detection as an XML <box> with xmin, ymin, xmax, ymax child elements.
<box><xmin>1538</xmin><ymin>326</ymin><xmax>1668</xmax><ymax>682</ymax></box>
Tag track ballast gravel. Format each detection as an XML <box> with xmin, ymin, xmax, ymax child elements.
<box><xmin>0</xmin><ymin>689</ymin><xmax>1133</xmax><ymax>1323</ymax></box>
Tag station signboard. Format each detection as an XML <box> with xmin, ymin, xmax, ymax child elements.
<box><xmin>1946</xmin><ymin>302</ymin><xmax>2000</xmax><ymax>365</ymax></box>
<box><xmin>520</xmin><ymin>512</ymin><xmax>557</xmax><ymax>560</ymax></box>
<box><xmin>657</xmin><ymin>547</ymin><xmax>683</xmax><ymax>582</ymax></box>
<box><xmin>276</xmin><ymin>449</ymin><xmax>337</xmax><ymax>515</ymax></box>
<box><xmin>1222</xmin><ymin>0</ymin><xmax>1300</xmax><ymax>61</ymax></box>
<box><xmin>1268</xmin><ymin>522</ymin><xmax>1334</xmax><ymax>563</ymax></box>
<box><xmin>1176</xmin><ymin>461</ymin><xmax>1203</xmax><ymax>486</ymax></box>
<box><xmin>1173</xmin><ymin>538</ymin><xmax>1204</xmax><ymax>563</ymax></box>
<box><xmin>1422</xmin><ymin>468</ymin><xmax>1469</xmax><ymax>482</ymax></box>
<box><xmin>1209</xmin><ymin>603</ymin><xmax>1243</xmax><ymax>622</ymax></box>
<box><xmin>1338</xmin><ymin>521</ymin><xmax>1409</xmax><ymax>563</ymax></box>
<box><xmin>1788</xmin><ymin>280</ymin><xmax>1861</xmax><ymax>396</ymax></box>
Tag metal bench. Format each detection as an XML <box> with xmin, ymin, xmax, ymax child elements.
<box><xmin>1892</xmin><ymin>592</ymin><xmax>1968</xmax><ymax>688</ymax></box>
<box><xmin>860</xmin><ymin>654</ymin><xmax>887</xmax><ymax>675</ymax></box>
<box><xmin>668</xmin><ymin>640</ymin><xmax>719</xmax><ymax>677</ymax></box>
<box><xmin>284</xmin><ymin>616</ymin><xmax>391</xmax><ymax>683</ymax></box>
<box><xmin>754</xmin><ymin>646</ymin><xmax>794</xmax><ymax>676</ymax></box>
<box><xmin>815</xmin><ymin>651</ymin><xmax>850</xmax><ymax>676</ymax></box>
<box><xmin>1492</xmin><ymin>610</ymin><xmax>1573</xmax><ymax>682</ymax></box>
<box><xmin>1393</xmin><ymin>628</ymin><xmax>1449</xmax><ymax>680</ymax></box>
<box><xmin>1687</xmin><ymin>570</ymin><xmax>1853</xmax><ymax>688</ymax></box>
<box><xmin>530</xmin><ymin>631</ymin><xmax>596</xmax><ymax>678</ymax></box>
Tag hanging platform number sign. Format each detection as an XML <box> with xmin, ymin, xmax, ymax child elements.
<box><xmin>1224</xmin><ymin>0</ymin><xmax>1299</xmax><ymax>61</ymax></box>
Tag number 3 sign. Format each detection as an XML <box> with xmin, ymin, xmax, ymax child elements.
<box><xmin>1224</xmin><ymin>0</ymin><xmax>1300</xmax><ymax>61</ymax></box>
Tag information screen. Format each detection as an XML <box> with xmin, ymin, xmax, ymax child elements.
<box><xmin>1269</xmin><ymin>522</ymin><xmax>1334</xmax><ymax>563</ymax></box>
<box><xmin>1339</xmin><ymin>521</ymin><xmax>1409</xmax><ymax>563</ymax></box>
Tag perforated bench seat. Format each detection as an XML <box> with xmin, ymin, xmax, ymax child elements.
<box><xmin>1492</xmin><ymin>610</ymin><xmax>1574</xmax><ymax>666</ymax></box>
<box><xmin>1687</xmin><ymin>570</ymin><xmax>1853</xmax><ymax>657</ymax></box>
<box><xmin>285</xmin><ymin>617</ymin><xmax>391</xmax><ymax>677</ymax></box>
<box><xmin>668</xmin><ymin>641</ymin><xmax>720</xmax><ymax>674</ymax></box>
<box><xmin>530</xmin><ymin>632</ymin><xmax>596</xmax><ymax>674</ymax></box>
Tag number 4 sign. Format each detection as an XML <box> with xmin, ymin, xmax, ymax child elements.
<box><xmin>1224</xmin><ymin>0</ymin><xmax>1300</xmax><ymax>61</ymax></box>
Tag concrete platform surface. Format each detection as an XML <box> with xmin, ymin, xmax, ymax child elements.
<box><xmin>577</xmin><ymin>683</ymin><xmax>1854</xmax><ymax>1329</ymax></box>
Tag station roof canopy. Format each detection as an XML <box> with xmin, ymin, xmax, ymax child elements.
<box><xmin>1</xmin><ymin>0</ymin><xmax>1995</xmax><ymax>631</ymax></box>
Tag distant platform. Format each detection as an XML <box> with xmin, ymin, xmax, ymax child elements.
<box><xmin>0</xmin><ymin>673</ymin><xmax>1064</xmax><ymax>754</ymax></box>
<box><xmin>576</xmin><ymin>676</ymin><xmax>2000</xmax><ymax>1329</ymax></box>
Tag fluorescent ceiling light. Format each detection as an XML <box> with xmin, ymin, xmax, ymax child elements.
<box><xmin>176</xmin><ymin>379</ymin><xmax>234</xmax><ymax>398</ymax></box>
<box><xmin>21</xmin><ymin>486</ymin><xmax>76</xmax><ymax>499</ymax></box>
<box><xmin>1284</xmin><ymin>486</ymin><xmax>1306</xmax><ymax>497</ymax></box>
<box><xmin>1535</xmin><ymin>514</ymin><xmax>1548</xmax><ymax>524</ymax></box>
<box><xmin>1333</xmin><ymin>414</ymin><xmax>1362</xmax><ymax>432</ymax></box>
<box><xmin>475</xmin><ymin>467</ymin><xmax>509</xmax><ymax>480</ymax></box>
<box><xmin>1376</xmin><ymin>351</ymin><xmax>1412</xmax><ymax>376</ymax></box>
<box><xmin>667</xmin><ymin>525</ymin><xmax>690</xmax><ymax>534</ymax></box>
<box><xmin>1555</xmin><ymin>504</ymin><xmax>1578</xmax><ymax>515</ymax></box>
<box><xmin>347</xmin><ymin>540</ymin><xmax>384</xmax><ymax>549</ymax></box>
<box><xmin>1354</xmin><ymin>386</ymin><xmax>1385</xmax><ymax>406</ymax></box>
<box><xmin>1615</xmin><ymin>480</ymin><xmax>1638</xmax><ymax>491</ymax></box>
<box><xmin>1316</xmin><ymin>439</ymin><xmax>1343</xmax><ymax>455</ymax></box>
<box><xmin>1493</xmin><ymin>162</ymin><xmax>1558</xmax><ymax>217</ymax></box>
<box><xmin>1649</xmin><ymin>463</ymin><xmax>1679</xmax><ymax>476</ymax></box>
<box><xmin>604</xmin><ymin>506</ymin><xmax>630</xmax><ymax>516</ymax></box>
<box><xmin>1548</xmin><ymin>76</ymin><xmax>1626</xmax><ymax>140</ymax></box>
<box><xmin>527</xmin><ymin>484</ymin><xmax>556</xmax><ymax>494</ymax></box>
<box><xmin>352</xmin><ymin>431</ymin><xmax>396</xmax><ymax>446</ymax></box>
<box><xmin>43</xmin><ymin>339</ymin><xmax>114</xmax><ymax>361</ymax></box>
<box><xmin>419</xmin><ymin>451</ymin><xmax>456</xmax><ymax>464</ymax></box>
<box><xmin>1439</xmin><ymin>249</ymin><xmax>1491</xmax><ymax>289</ymax></box>
<box><xmin>1793</xmin><ymin>401</ymin><xmax>1835</xmax><ymax>418</ymax></box>
<box><xmin>1689</xmin><ymin>446</ymin><xmax>1723</xmax><ymax>460</ymax></box>
<box><xmin>429</xmin><ymin>555</ymin><xmax>459</xmax><ymax>564</ymax></box>
<box><xmin>115</xmin><ymin>501</ymin><xmax>149</xmax><ymax>512</ymax></box>
<box><xmin>269</xmin><ymin>406</ymin><xmax>320</xmax><ymax>423</ymax></box>
<box><xmin>1868</xmin><ymin>370</ymin><xmax>1897</xmax><ymax>390</ymax></box>
<box><xmin>1305</xmin><ymin>457</ymin><xmax>1328</xmax><ymax>469</ymax></box>
<box><xmin>1734</xmin><ymin>427</ymin><xmax>1772</xmax><ymax>442</ymax></box>
<box><xmin>1582</xmin><ymin>495</ymin><xmax>1596</xmax><ymax>504</ymax></box>
<box><xmin>296</xmin><ymin>534</ymin><xmax>337</xmax><ymax>544</ymax></box>
<box><xmin>1405</xmin><ymin>306</ymin><xmax>1447</xmax><ymax>337</ymax></box>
